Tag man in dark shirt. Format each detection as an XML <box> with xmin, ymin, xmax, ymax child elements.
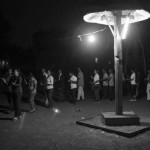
<box><xmin>11</xmin><ymin>69</ymin><xmax>22</xmax><ymax>121</ymax></box>
<box><xmin>40</xmin><ymin>68</ymin><xmax>48</xmax><ymax>106</ymax></box>
<box><xmin>4</xmin><ymin>68</ymin><xmax>14</xmax><ymax>112</ymax></box>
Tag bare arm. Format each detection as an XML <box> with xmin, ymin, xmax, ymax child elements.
<box><xmin>13</xmin><ymin>76</ymin><xmax>22</xmax><ymax>87</ymax></box>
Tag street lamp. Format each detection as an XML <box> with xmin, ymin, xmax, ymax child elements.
<box><xmin>83</xmin><ymin>9</ymin><xmax>150</xmax><ymax>125</ymax></box>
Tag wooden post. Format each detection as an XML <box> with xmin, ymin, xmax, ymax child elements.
<box><xmin>114</xmin><ymin>12</ymin><xmax>123</xmax><ymax>115</ymax></box>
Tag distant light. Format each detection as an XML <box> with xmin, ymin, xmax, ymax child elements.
<box><xmin>95</xmin><ymin>57</ymin><xmax>98</xmax><ymax>63</ymax></box>
<box><xmin>52</xmin><ymin>108</ymin><xmax>60</xmax><ymax>114</ymax></box>
<box><xmin>122</xmin><ymin>17</ymin><xmax>130</xmax><ymax>39</ymax></box>
<box><xmin>2</xmin><ymin>60</ymin><xmax>5</xmax><ymax>66</ymax></box>
<box><xmin>88</xmin><ymin>34</ymin><xmax>96</xmax><ymax>43</ymax></box>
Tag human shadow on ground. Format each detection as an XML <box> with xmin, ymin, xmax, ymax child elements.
<box><xmin>0</xmin><ymin>117</ymin><xmax>12</xmax><ymax>121</ymax></box>
<box><xmin>22</xmin><ymin>90</ymin><xmax>76</xmax><ymax>107</ymax></box>
<box><xmin>0</xmin><ymin>105</ymin><xmax>9</xmax><ymax>110</ymax></box>
<box><xmin>0</xmin><ymin>110</ymin><xmax>10</xmax><ymax>114</ymax></box>
<box><xmin>0</xmin><ymin>105</ymin><xmax>11</xmax><ymax>114</ymax></box>
<box><xmin>0</xmin><ymin>104</ymin><xmax>28</xmax><ymax>115</ymax></box>
<box><xmin>140</xmin><ymin>122</ymin><xmax>150</xmax><ymax>126</ymax></box>
<box><xmin>22</xmin><ymin>96</ymin><xmax>45</xmax><ymax>107</ymax></box>
<box><xmin>20</xmin><ymin>109</ymin><xmax>29</xmax><ymax>112</ymax></box>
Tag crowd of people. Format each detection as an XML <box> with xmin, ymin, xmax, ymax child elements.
<box><xmin>1</xmin><ymin>66</ymin><xmax>150</xmax><ymax>121</ymax></box>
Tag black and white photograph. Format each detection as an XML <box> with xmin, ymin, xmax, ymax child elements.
<box><xmin>0</xmin><ymin>0</ymin><xmax>150</xmax><ymax>149</ymax></box>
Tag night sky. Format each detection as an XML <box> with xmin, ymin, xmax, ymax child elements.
<box><xmin>1</xmin><ymin>0</ymin><xmax>91</xmax><ymax>48</ymax></box>
<box><xmin>1</xmin><ymin>0</ymin><xmax>150</xmax><ymax>49</ymax></box>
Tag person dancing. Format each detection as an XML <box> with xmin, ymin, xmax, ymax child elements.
<box><xmin>91</xmin><ymin>69</ymin><xmax>100</xmax><ymax>103</ymax></box>
<box><xmin>11</xmin><ymin>69</ymin><xmax>22</xmax><ymax>121</ymax></box>
<box><xmin>45</xmin><ymin>70</ymin><xmax>54</xmax><ymax>108</ymax></box>
<box><xmin>28</xmin><ymin>73</ymin><xmax>37</xmax><ymax>113</ymax></box>
<box><xmin>40</xmin><ymin>68</ymin><xmax>48</xmax><ymax>106</ymax></box>
<box><xmin>2</xmin><ymin>68</ymin><xmax>14</xmax><ymax>112</ymax></box>
<box><xmin>68</xmin><ymin>71</ymin><xmax>77</xmax><ymax>104</ymax></box>
<box><xmin>77</xmin><ymin>68</ymin><xmax>85</xmax><ymax>101</ymax></box>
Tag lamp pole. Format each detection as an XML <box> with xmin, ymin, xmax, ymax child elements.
<box><xmin>114</xmin><ymin>12</ymin><xmax>123</xmax><ymax>115</ymax></box>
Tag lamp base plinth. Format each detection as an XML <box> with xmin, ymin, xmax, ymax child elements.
<box><xmin>101</xmin><ymin>111</ymin><xmax>140</xmax><ymax>126</ymax></box>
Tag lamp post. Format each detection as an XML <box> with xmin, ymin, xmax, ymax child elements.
<box><xmin>83</xmin><ymin>9</ymin><xmax>150</xmax><ymax>124</ymax></box>
<box><xmin>113</xmin><ymin>12</ymin><xmax>123</xmax><ymax>115</ymax></box>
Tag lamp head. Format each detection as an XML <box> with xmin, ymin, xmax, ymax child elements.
<box><xmin>88</xmin><ymin>34</ymin><xmax>96</xmax><ymax>43</ymax></box>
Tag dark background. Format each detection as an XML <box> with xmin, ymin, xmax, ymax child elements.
<box><xmin>0</xmin><ymin>0</ymin><xmax>150</xmax><ymax>76</ymax></box>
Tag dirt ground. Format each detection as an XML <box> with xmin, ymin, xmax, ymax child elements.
<box><xmin>0</xmin><ymin>91</ymin><xmax>150</xmax><ymax>150</ymax></box>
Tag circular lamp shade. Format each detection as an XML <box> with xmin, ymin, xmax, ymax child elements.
<box><xmin>84</xmin><ymin>9</ymin><xmax>150</xmax><ymax>25</ymax></box>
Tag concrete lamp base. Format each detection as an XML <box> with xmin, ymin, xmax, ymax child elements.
<box><xmin>76</xmin><ymin>113</ymin><xmax>150</xmax><ymax>137</ymax></box>
<box><xmin>101</xmin><ymin>111</ymin><xmax>140</xmax><ymax>126</ymax></box>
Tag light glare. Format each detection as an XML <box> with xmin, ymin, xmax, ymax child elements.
<box><xmin>52</xmin><ymin>108</ymin><xmax>60</xmax><ymax>114</ymax></box>
<box><xmin>122</xmin><ymin>17</ymin><xmax>129</xmax><ymax>39</ymax></box>
<box><xmin>88</xmin><ymin>35</ymin><xmax>96</xmax><ymax>43</ymax></box>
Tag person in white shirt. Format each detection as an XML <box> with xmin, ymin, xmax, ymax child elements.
<box><xmin>102</xmin><ymin>69</ymin><xmax>109</xmax><ymax>99</ymax></box>
<box><xmin>40</xmin><ymin>68</ymin><xmax>48</xmax><ymax>106</ymax></box>
<box><xmin>91</xmin><ymin>69</ymin><xmax>100</xmax><ymax>103</ymax></box>
<box><xmin>45</xmin><ymin>70</ymin><xmax>54</xmax><ymax>108</ymax></box>
<box><xmin>129</xmin><ymin>69</ymin><xmax>137</xmax><ymax>101</ymax></box>
<box><xmin>68</xmin><ymin>72</ymin><xmax>77</xmax><ymax>104</ymax></box>
<box><xmin>77</xmin><ymin>68</ymin><xmax>84</xmax><ymax>100</ymax></box>
<box><xmin>108</xmin><ymin>69</ymin><xmax>114</xmax><ymax>101</ymax></box>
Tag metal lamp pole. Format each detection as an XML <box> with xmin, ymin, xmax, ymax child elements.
<box><xmin>114</xmin><ymin>12</ymin><xmax>123</xmax><ymax>115</ymax></box>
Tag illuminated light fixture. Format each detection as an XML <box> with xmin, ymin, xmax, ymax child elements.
<box><xmin>88</xmin><ymin>34</ymin><xmax>96</xmax><ymax>43</ymax></box>
<box><xmin>84</xmin><ymin>10</ymin><xmax>150</xmax><ymax>25</ymax></box>
<box><xmin>122</xmin><ymin>16</ymin><xmax>130</xmax><ymax>39</ymax></box>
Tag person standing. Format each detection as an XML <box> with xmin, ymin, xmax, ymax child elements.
<box><xmin>68</xmin><ymin>71</ymin><xmax>77</xmax><ymax>104</ymax></box>
<box><xmin>4</xmin><ymin>68</ymin><xmax>13</xmax><ymax>112</ymax></box>
<box><xmin>146</xmin><ymin>70</ymin><xmax>150</xmax><ymax>101</ymax></box>
<box><xmin>58</xmin><ymin>69</ymin><xmax>65</xmax><ymax>102</ymax></box>
<box><xmin>129</xmin><ymin>69</ymin><xmax>137</xmax><ymax>101</ymax></box>
<box><xmin>136</xmin><ymin>71</ymin><xmax>141</xmax><ymax>99</ymax></box>
<box><xmin>91</xmin><ymin>69</ymin><xmax>100</xmax><ymax>103</ymax></box>
<box><xmin>28</xmin><ymin>73</ymin><xmax>37</xmax><ymax>113</ymax></box>
<box><xmin>11</xmin><ymin>69</ymin><xmax>23</xmax><ymax>121</ymax></box>
<box><xmin>45</xmin><ymin>70</ymin><xmax>54</xmax><ymax>108</ymax></box>
<box><xmin>102</xmin><ymin>69</ymin><xmax>109</xmax><ymax>99</ymax></box>
<box><xmin>77</xmin><ymin>68</ymin><xmax>84</xmax><ymax>100</ymax></box>
<box><xmin>40</xmin><ymin>68</ymin><xmax>48</xmax><ymax>106</ymax></box>
<box><xmin>108</xmin><ymin>69</ymin><xmax>114</xmax><ymax>101</ymax></box>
